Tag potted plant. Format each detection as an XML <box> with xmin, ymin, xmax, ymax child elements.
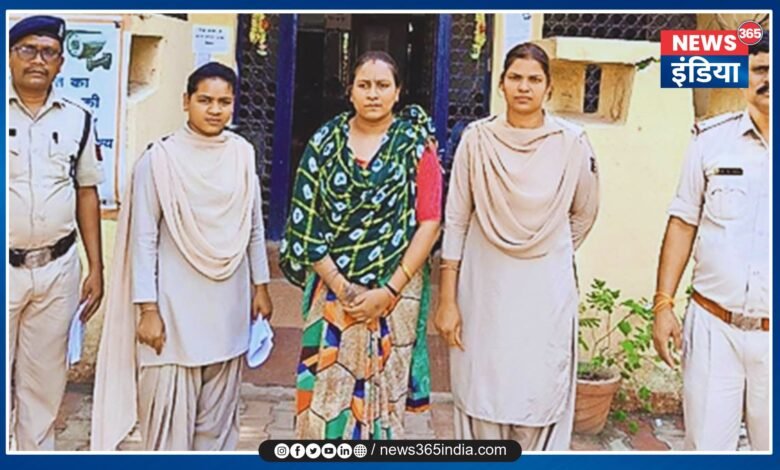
<box><xmin>575</xmin><ymin>279</ymin><xmax>655</xmax><ymax>434</ymax></box>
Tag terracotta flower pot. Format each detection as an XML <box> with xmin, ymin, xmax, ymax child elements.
<box><xmin>574</xmin><ymin>373</ymin><xmax>622</xmax><ymax>434</ymax></box>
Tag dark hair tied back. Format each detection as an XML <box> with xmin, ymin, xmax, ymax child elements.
<box><xmin>501</xmin><ymin>42</ymin><xmax>551</xmax><ymax>85</ymax></box>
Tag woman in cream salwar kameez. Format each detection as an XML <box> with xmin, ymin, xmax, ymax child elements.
<box><xmin>435</xmin><ymin>43</ymin><xmax>600</xmax><ymax>450</ymax></box>
<box><xmin>91</xmin><ymin>63</ymin><xmax>273</xmax><ymax>451</ymax></box>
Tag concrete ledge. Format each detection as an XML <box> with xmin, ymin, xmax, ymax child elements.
<box><xmin>538</xmin><ymin>36</ymin><xmax>659</xmax><ymax>65</ymax></box>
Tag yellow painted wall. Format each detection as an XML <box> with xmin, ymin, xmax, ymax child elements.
<box><xmin>574</xmin><ymin>43</ymin><xmax>693</xmax><ymax>305</ymax></box>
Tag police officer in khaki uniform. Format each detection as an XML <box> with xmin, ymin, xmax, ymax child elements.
<box><xmin>653</xmin><ymin>32</ymin><xmax>770</xmax><ymax>451</ymax></box>
<box><xmin>8</xmin><ymin>15</ymin><xmax>104</xmax><ymax>450</ymax></box>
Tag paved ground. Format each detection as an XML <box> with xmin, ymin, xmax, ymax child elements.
<box><xmin>50</xmin><ymin>380</ymin><xmax>748</xmax><ymax>452</ymax></box>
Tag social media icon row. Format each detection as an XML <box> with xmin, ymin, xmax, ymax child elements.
<box><xmin>274</xmin><ymin>442</ymin><xmax>367</xmax><ymax>459</ymax></box>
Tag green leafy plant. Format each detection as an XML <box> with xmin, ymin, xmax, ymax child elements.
<box><xmin>578</xmin><ymin>279</ymin><xmax>656</xmax><ymax>431</ymax></box>
<box><xmin>634</xmin><ymin>56</ymin><xmax>660</xmax><ymax>71</ymax></box>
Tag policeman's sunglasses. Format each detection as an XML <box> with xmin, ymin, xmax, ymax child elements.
<box><xmin>11</xmin><ymin>45</ymin><xmax>62</xmax><ymax>63</ymax></box>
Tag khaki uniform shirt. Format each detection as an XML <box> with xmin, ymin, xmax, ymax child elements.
<box><xmin>668</xmin><ymin>111</ymin><xmax>770</xmax><ymax>317</ymax></box>
<box><xmin>9</xmin><ymin>85</ymin><xmax>103</xmax><ymax>249</ymax></box>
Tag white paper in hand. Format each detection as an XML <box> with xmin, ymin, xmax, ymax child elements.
<box><xmin>67</xmin><ymin>302</ymin><xmax>87</xmax><ymax>367</ymax></box>
<box><xmin>246</xmin><ymin>318</ymin><xmax>274</xmax><ymax>368</ymax></box>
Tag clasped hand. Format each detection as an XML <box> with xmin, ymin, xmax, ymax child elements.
<box><xmin>341</xmin><ymin>286</ymin><xmax>394</xmax><ymax>322</ymax></box>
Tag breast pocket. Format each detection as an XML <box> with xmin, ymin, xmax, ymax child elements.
<box><xmin>705</xmin><ymin>175</ymin><xmax>747</xmax><ymax>221</ymax></box>
<box><xmin>48</xmin><ymin>137</ymin><xmax>79</xmax><ymax>183</ymax></box>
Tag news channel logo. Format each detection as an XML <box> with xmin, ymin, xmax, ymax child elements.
<box><xmin>272</xmin><ymin>441</ymin><xmax>367</xmax><ymax>460</ymax></box>
<box><xmin>660</xmin><ymin>21</ymin><xmax>763</xmax><ymax>88</ymax></box>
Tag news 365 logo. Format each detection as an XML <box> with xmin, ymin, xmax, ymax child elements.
<box><xmin>661</xmin><ymin>21</ymin><xmax>763</xmax><ymax>88</ymax></box>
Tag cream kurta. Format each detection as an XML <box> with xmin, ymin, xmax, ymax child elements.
<box><xmin>442</xmin><ymin>114</ymin><xmax>599</xmax><ymax>449</ymax></box>
<box><xmin>131</xmin><ymin>128</ymin><xmax>270</xmax><ymax>366</ymax></box>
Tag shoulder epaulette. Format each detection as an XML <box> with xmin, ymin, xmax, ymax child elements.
<box><xmin>145</xmin><ymin>133</ymin><xmax>172</xmax><ymax>151</ymax></box>
<box><xmin>692</xmin><ymin>112</ymin><xmax>741</xmax><ymax>136</ymax></box>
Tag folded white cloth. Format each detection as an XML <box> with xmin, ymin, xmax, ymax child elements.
<box><xmin>68</xmin><ymin>302</ymin><xmax>87</xmax><ymax>367</ymax></box>
<box><xmin>246</xmin><ymin>317</ymin><xmax>274</xmax><ymax>368</ymax></box>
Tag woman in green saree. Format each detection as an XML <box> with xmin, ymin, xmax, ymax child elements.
<box><xmin>280</xmin><ymin>51</ymin><xmax>442</xmax><ymax>440</ymax></box>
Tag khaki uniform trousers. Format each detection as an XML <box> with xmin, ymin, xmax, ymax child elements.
<box><xmin>9</xmin><ymin>246</ymin><xmax>81</xmax><ymax>450</ymax></box>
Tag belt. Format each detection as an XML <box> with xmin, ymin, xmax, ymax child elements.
<box><xmin>9</xmin><ymin>230</ymin><xmax>77</xmax><ymax>269</ymax></box>
<box><xmin>692</xmin><ymin>290</ymin><xmax>769</xmax><ymax>332</ymax></box>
